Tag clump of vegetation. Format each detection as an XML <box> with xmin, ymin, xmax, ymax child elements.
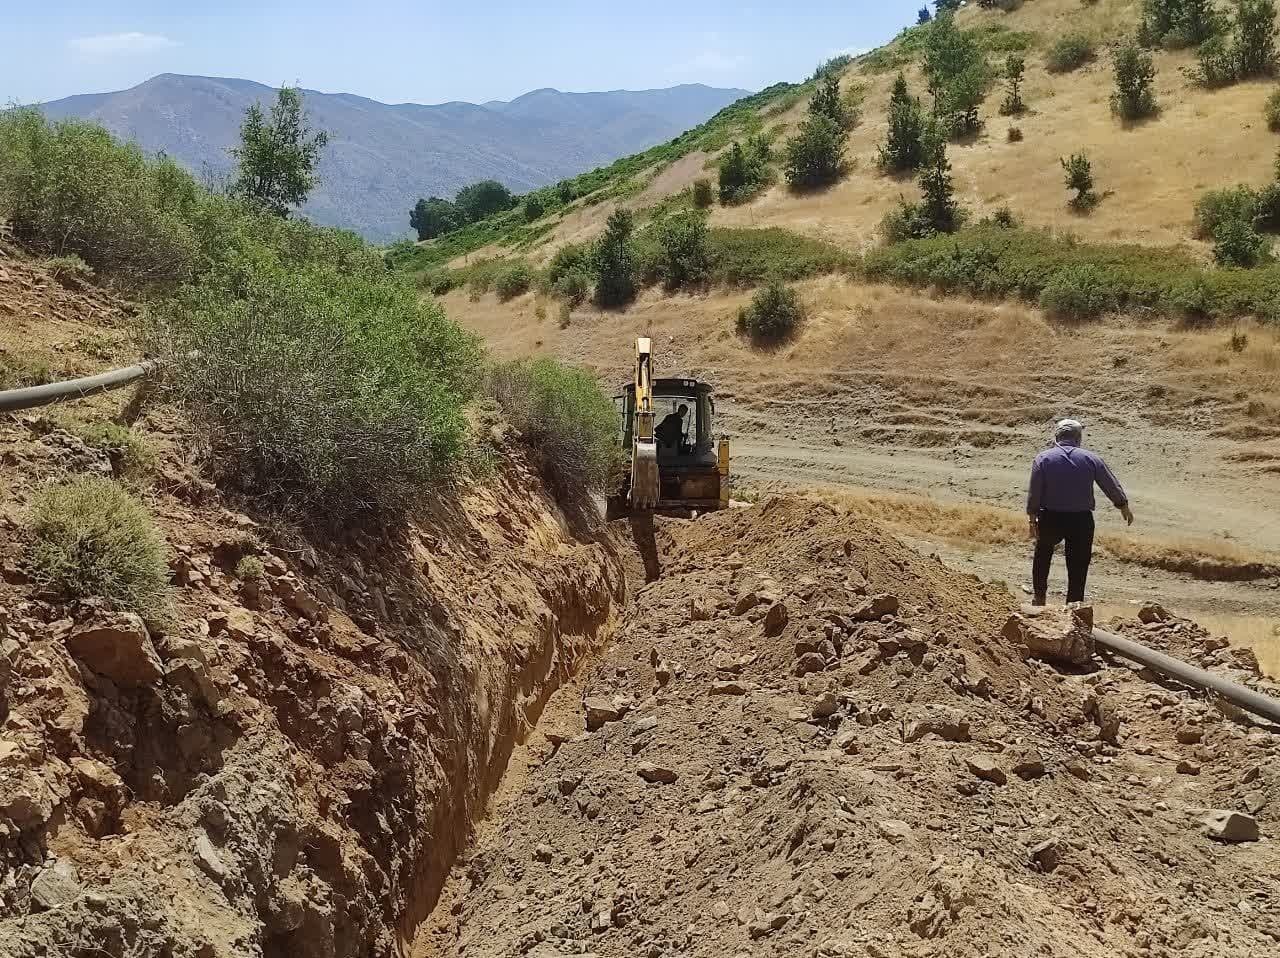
<box><xmin>1039</xmin><ymin>264</ymin><xmax>1119</xmax><ymax>319</ymax></box>
<box><xmin>809</xmin><ymin>72</ymin><xmax>858</xmax><ymax>131</ymax></box>
<box><xmin>593</xmin><ymin>209</ymin><xmax>638</xmax><ymax>307</ymax></box>
<box><xmin>494</xmin><ymin>260</ymin><xmax>535</xmax><ymax>301</ymax></box>
<box><xmin>1007</xmin><ymin>125</ymin><xmax>1025</xmax><ymax>142</ymax></box>
<box><xmin>882</xmin><ymin>133</ymin><xmax>965</xmax><ymax>241</ymax></box>
<box><xmin>1194</xmin><ymin>185</ymin><xmax>1263</xmax><ymax>237</ymax></box>
<box><xmin>1266</xmin><ymin>88</ymin><xmax>1280</xmax><ymax>130</ymax></box>
<box><xmin>235</xmin><ymin>555</ymin><xmax>265</xmax><ymax>581</ymax></box>
<box><xmin>718</xmin><ymin>135</ymin><xmax>772</xmax><ymax>203</ymax></box>
<box><xmin>650</xmin><ymin>210</ymin><xmax>711</xmax><ymax>290</ymax></box>
<box><xmin>1000</xmin><ymin>54</ymin><xmax>1026</xmax><ymax>116</ymax></box>
<box><xmin>231</xmin><ymin>87</ymin><xmax>329</xmax><ymax>217</ymax></box>
<box><xmin>736</xmin><ymin>281</ymin><xmax>804</xmax><ymax>344</ymax></box>
<box><xmin>45</xmin><ymin>254</ymin><xmax>95</xmax><ymax>286</ymax></box>
<box><xmin>1213</xmin><ymin>215</ymin><xmax>1271</xmax><ymax>266</ymax></box>
<box><xmin>29</xmin><ymin>476</ymin><xmax>171</xmax><ymax>620</ymax></box>
<box><xmin>922</xmin><ymin>10</ymin><xmax>990</xmax><ymax>138</ymax></box>
<box><xmin>1111</xmin><ymin>40</ymin><xmax>1159</xmax><ymax>121</ymax></box>
<box><xmin>522</xmin><ymin>194</ymin><xmax>545</xmax><ymax>222</ymax></box>
<box><xmin>692</xmin><ymin>178</ymin><xmax>714</xmax><ymax>208</ymax></box>
<box><xmin>489</xmin><ymin>358</ymin><xmax>621</xmax><ymax>504</ymax></box>
<box><xmin>1189</xmin><ymin>0</ymin><xmax>1277</xmax><ymax>87</ymax></box>
<box><xmin>52</xmin><ymin>416</ymin><xmax>156</xmax><ymax>476</ymax></box>
<box><xmin>706</xmin><ymin>227</ymin><xmax>851</xmax><ymax>286</ymax></box>
<box><xmin>879</xmin><ymin>73</ymin><xmax>928</xmax><ymax>173</ymax></box>
<box><xmin>1061</xmin><ymin>153</ymin><xmax>1098</xmax><ymax>209</ymax></box>
<box><xmin>409</xmin><ymin>197</ymin><xmax>461</xmax><ymax>240</ymax></box>
<box><xmin>1140</xmin><ymin>0</ymin><xmax>1225</xmax><ymax>50</ymax></box>
<box><xmin>1046</xmin><ymin>33</ymin><xmax>1097</xmax><ymax>73</ymax></box>
<box><xmin>784</xmin><ymin>78</ymin><xmax>850</xmax><ymax>189</ymax></box>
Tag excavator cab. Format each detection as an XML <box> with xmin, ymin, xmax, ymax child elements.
<box><xmin>607</xmin><ymin>338</ymin><xmax>730</xmax><ymax>519</ymax></box>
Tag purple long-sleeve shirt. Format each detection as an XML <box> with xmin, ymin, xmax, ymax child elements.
<box><xmin>1026</xmin><ymin>442</ymin><xmax>1128</xmax><ymax>516</ymax></box>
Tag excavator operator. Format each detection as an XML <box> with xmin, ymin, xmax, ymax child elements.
<box><xmin>656</xmin><ymin>404</ymin><xmax>689</xmax><ymax>453</ymax></box>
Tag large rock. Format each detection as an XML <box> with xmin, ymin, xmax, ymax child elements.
<box><xmin>637</xmin><ymin>762</ymin><xmax>678</xmax><ymax>784</ymax></box>
<box><xmin>584</xmin><ymin>697</ymin><xmax>623</xmax><ymax>732</ymax></box>
<box><xmin>851</xmin><ymin>595</ymin><xmax>899</xmax><ymax>621</ymax></box>
<box><xmin>273</xmin><ymin>576</ymin><xmax>327</xmax><ymax>622</ymax></box>
<box><xmin>1003</xmin><ymin>606</ymin><xmax>1095</xmax><ymax>667</ymax></box>
<box><xmin>65</xmin><ymin>615</ymin><xmax>163</xmax><ymax>686</ymax></box>
<box><xmin>30</xmin><ymin>859</ymin><xmax>81</xmax><ymax>911</ymax></box>
<box><xmin>763</xmin><ymin>601</ymin><xmax>789</xmax><ymax>636</ymax></box>
<box><xmin>1203</xmin><ymin>810</ymin><xmax>1260</xmax><ymax>843</ymax></box>
<box><xmin>902</xmin><ymin>707</ymin><xmax>970</xmax><ymax>744</ymax></box>
<box><xmin>966</xmin><ymin>754</ymin><xmax>1008</xmax><ymax>786</ymax></box>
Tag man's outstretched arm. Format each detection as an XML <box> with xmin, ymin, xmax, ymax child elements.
<box><xmin>1094</xmin><ymin>456</ymin><xmax>1134</xmax><ymax>525</ymax></box>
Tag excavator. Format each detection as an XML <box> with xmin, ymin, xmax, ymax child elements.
<box><xmin>606</xmin><ymin>337</ymin><xmax>730</xmax><ymax>520</ymax></box>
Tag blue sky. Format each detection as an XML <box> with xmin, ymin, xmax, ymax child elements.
<box><xmin>4</xmin><ymin>2</ymin><xmax>925</xmax><ymax>105</ymax></box>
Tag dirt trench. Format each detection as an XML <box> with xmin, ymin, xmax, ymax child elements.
<box><xmin>415</xmin><ymin>499</ymin><xmax>1280</xmax><ymax>958</ymax></box>
<box><xmin>0</xmin><ymin>429</ymin><xmax>636</xmax><ymax>958</ymax></box>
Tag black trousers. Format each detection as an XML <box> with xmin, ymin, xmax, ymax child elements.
<box><xmin>1032</xmin><ymin>510</ymin><xmax>1095</xmax><ymax>603</ymax></box>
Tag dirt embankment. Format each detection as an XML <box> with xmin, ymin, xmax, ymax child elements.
<box><xmin>0</xmin><ymin>403</ymin><xmax>629</xmax><ymax>956</ymax></box>
<box><xmin>419</xmin><ymin>499</ymin><xmax>1280</xmax><ymax>958</ymax></box>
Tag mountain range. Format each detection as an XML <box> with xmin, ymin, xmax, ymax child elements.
<box><xmin>37</xmin><ymin>74</ymin><xmax>749</xmax><ymax>242</ymax></box>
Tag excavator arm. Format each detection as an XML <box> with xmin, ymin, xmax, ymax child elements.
<box><xmin>630</xmin><ymin>337</ymin><xmax>661</xmax><ymax>510</ymax></box>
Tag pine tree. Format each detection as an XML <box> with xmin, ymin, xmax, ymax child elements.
<box><xmin>1000</xmin><ymin>54</ymin><xmax>1026</xmax><ymax>116</ymax></box>
<box><xmin>918</xmin><ymin>6</ymin><xmax>933</xmax><ymax>24</ymax></box>
<box><xmin>878</xmin><ymin>73</ymin><xmax>927</xmax><ymax>172</ymax></box>
<box><xmin>1061</xmin><ymin>153</ymin><xmax>1097</xmax><ymax>209</ymax></box>
<box><xmin>593</xmin><ymin>209</ymin><xmax>636</xmax><ymax>307</ymax></box>
<box><xmin>810</xmin><ymin>73</ymin><xmax>851</xmax><ymax>130</ymax></box>
<box><xmin>918</xmin><ymin>133</ymin><xmax>960</xmax><ymax>233</ymax></box>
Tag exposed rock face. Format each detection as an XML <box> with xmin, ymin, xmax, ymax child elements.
<box><xmin>64</xmin><ymin>615</ymin><xmax>164</xmax><ymax>686</ymax></box>
<box><xmin>1002</xmin><ymin>605</ymin><xmax>1095</xmax><ymax>666</ymax></box>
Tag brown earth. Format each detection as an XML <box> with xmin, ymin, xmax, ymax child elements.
<box><xmin>417</xmin><ymin>500</ymin><xmax>1280</xmax><ymax>958</ymax></box>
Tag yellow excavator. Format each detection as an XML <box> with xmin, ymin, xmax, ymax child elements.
<box><xmin>606</xmin><ymin>337</ymin><xmax>730</xmax><ymax>519</ymax></box>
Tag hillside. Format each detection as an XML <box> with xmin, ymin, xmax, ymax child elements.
<box><xmin>36</xmin><ymin>75</ymin><xmax>748</xmax><ymax>241</ymax></box>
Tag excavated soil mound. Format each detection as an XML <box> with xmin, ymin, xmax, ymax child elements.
<box><xmin>420</xmin><ymin>499</ymin><xmax>1280</xmax><ymax>958</ymax></box>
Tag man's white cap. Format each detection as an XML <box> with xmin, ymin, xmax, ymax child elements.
<box><xmin>1054</xmin><ymin>418</ymin><xmax>1084</xmax><ymax>438</ymax></box>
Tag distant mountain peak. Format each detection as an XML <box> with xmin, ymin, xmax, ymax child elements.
<box><xmin>37</xmin><ymin>75</ymin><xmax>750</xmax><ymax>242</ymax></box>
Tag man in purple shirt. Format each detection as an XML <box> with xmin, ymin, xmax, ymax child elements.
<box><xmin>1026</xmin><ymin>419</ymin><xmax>1134</xmax><ymax>605</ymax></box>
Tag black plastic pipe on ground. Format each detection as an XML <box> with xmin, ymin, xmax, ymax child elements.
<box><xmin>1093</xmin><ymin>627</ymin><xmax>1280</xmax><ymax>726</ymax></box>
<box><xmin>0</xmin><ymin>360</ymin><xmax>160</xmax><ymax>414</ymax></box>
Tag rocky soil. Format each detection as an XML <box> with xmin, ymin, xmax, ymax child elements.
<box><xmin>0</xmin><ymin>405</ymin><xmax>628</xmax><ymax>957</ymax></box>
<box><xmin>418</xmin><ymin>499</ymin><xmax>1280</xmax><ymax>958</ymax></box>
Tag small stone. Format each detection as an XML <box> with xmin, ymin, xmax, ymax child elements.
<box><xmin>832</xmin><ymin>727</ymin><xmax>859</xmax><ymax>754</ymax></box>
<box><xmin>1011</xmin><ymin>748</ymin><xmax>1047</xmax><ymax>780</ymax></box>
<box><xmin>1176</xmin><ymin>759</ymin><xmax>1201</xmax><ymax>776</ymax></box>
<box><xmin>1138</xmin><ymin>603</ymin><xmax>1173</xmax><ymax>624</ymax></box>
<box><xmin>851</xmin><ymin>595</ymin><xmax>899</xmax><ymax>621</ymax></box>
<box><xmin>793</xmin><ymin>652</ymin><xmax>827</xmax><ymax>677</ymax></box>
<box><xmin>1175</xmin><ymin>726</ymin><xmax>1203</xmax><ymax>745</ymax></box>
<box><xmin>1029</xmin><ymin>839</ymin><xmax>1061</xmax><ymax>873</ymax></box>
<box><xmin>30</xmin><ymin>860</ymin><xmax>81</xmax><ymax>910</ymax></box>
<box><xmin>811</xmin><ymin>692</ymin><xmax>840</xmax><ymax>720</ymax></box>
<box><xmin>533</xmin><ymin>844</ymin><xmax>555</xmax><ymax>863</ymax></box>
<box><xmin>1243</xmin><ymin>790</ymin><xmax>1268</xmax><ymax>815</ymax></box>
<box><xmin>748</xmin><ymin>913</ymin><xmax>789</xmax><ymax>939</ymax></box>
<box><xmin>194</xmin><ymin>831</ymin><xmax>229</xmax><ymax>883</ymax></box>
<box><xmin>734</xmin><ymin>592</ymin><xmax>761</xmax><ymax>616</ymax></box>
<box><xmin>763</xmin><ymin>601</ymin><xmax>789</xmax><ymax>636</ymax></box>
<box><xmin>877</xmin><ymin>820</ymin><xmax>911</xmax><ymax>843</ymax></box>
<box><xmin>637</xmin><ymin>763</ymin><xmax>678</xmax><ymax>785</ymax></box>
<box><xmin>902</xmin><ymin>707</ymin><xmax>970</xmax><ymax>744</ymax></box>
<box><xmin>65</xmin><ymin>615</ymin><xmax>163</xmax><ymax>686</ymax></box>
<box><xmin>966</xmin><ymin>754</ymin><xmax>1008</xmax><ymax>786</ymax></box>
<box><xmin>853</xmin><ymin>651</ymin><xmax>878</xmax><ymax>676</ymax></box>
<box><xmin>710</xmin><ymin>681</ymin><xmax>747</xmax><ymax>696</ymax></box>
<box><xmin>1065</xmin><ymin>760</ymin><xmax>1091</xmax><ymax>781</ymax></box>
<box><xmin>584</xmin><ymin>698</ymin><xmax>623</xmax><ymax>732</ymax></box>
<box><xmin>1204</xmin><ymin>810</ymin><xmax>1259</xmax><ymax>843</ymax></box>
<box><xmin>558</xmin><ymin>774</ymin><xmax>582</xmax><ymax>795</ymax></box>
<box><xmin>273</xmin><ymin>576</ymin><xmax>327</xmax><ymax>622</ymax></box>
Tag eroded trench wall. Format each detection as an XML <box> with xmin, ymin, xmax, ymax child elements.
<box><xmin>0</xmin><ymin>448</ymin><xmax>628</xmax><ymax>958</ymax></box>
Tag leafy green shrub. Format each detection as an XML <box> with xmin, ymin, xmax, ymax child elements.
<box><xmin>809</xmin><ymin>73</ymin><xmax>856</xmax><ymax>131</ymax></box>
<box><xmin>410</xmin><ymin>196</ymin><xmax>461</xmax><ymax>240</ymax></box>
<box><xmin>455</xmin><ymin>180</ymin><xmax>516</xmax><ymax>223</ymax></box>
<box><xmin>489</xmin><ymin>358</ymin><xmax>621</xmax><ymax>503</ymax></box>
<box><xmin>1213</xmin><ymin>216</ymin><xmax>1270</xmax><ymax>266</ymax></box>
<box><xmin>553</xmin><ymin>268</ymin><xmax>592</xmax><ymax>307</ymax></box>
<box><xmin>1141</xmin><ymin>0</ymin><xmax>1225</xmax><ymax>49</ymax></box>
<box><xmin>1195</xmin><ymin>33</ymin><xmax>1241</xmax><ymax>86</ymax></box>
<box><xmin>1254</xmin><ymin>182</ymin><xmax>1280</xmax><ymax>230</ymax></box>
<box><xmin>1039</xmin><ymin>265</ymin><xmax>1120</xmax><ymax>319</ymax></box>
<box><xmin>651</xmin><ymin>211</ymin><xmax>711</xmax><ymax>289</ymax></box>
<box><xmin>523</xmin><ymin>195</ymin><xmax>546</xmax><ymax>222</ymax></box>
<box><xmin>154</xmin><ymin>241</ymin><xmax>482</xmax><ymax>521</ymax></box>
<box><xmin>1062</xmin><ymin>153</ymin><xmax>1097</xmax><ymax>209</ymax></box>
<box><xmin>235</xmin><ymin>555</ymin><xmax>265</xmax><ymax>581</ymax></box>
<box><xmin>546</xmin><ymin>242</ymin><xmax>591</xmax><ymax>286</ymax></box>
<box><xmin>692</xmin><ymin>178</ymin><xmax>714</xmax><ymax>208</ymax></box>
<box><xmin>1046</xmin><ymin>33</ymin><xmax>1096</xmax><ymax>72</ymax></box>
<box><xmin>706</xmin><ymin>228</ymin><xmax>851</xmax><ymax>285</ymax></box>
<box><xmin>45</xmin><ymin>254</ymin><xmax>94</xmax><ymax>286</ymax></box>
<box><xmin>736</xmin><ymin>281</ymin><xmax>804</xmax><ymax>344</ymax></box>
<box><xmin>0</xmin><ymin>108</ymin><xmax>200</xmax><ymax>283</ymax></box>
<box><xmin>1111</xmin><ymin>40</ymin><xmax>1159</xmax><ymax>121</ymax></box>
<box><xmin>784</xmin><ymin>115</ymin><xmax>847</xmax><ymax>189</ymax></box>
<box><xmin>29</xmin><ymin>476</ymin><xmax>170</xmax><ymax>619</ymax></box>
<box><xmin>718</xmin><ymin>136</ymin><xmax>772</xmax><ymax>203</ymax></box>
<box><xmin>1194</xmin><ymin>186</ymin><xmax>1260</xmax><ymax>238</ymax></box>
<box><xmin>1000</xmin><ymin>54</ymin><xmax>1027</xmax><ymax>116</ymax></box>
<box><xmin>53</xmin><ymin>417</ymin><xmax>156</xmax><ymax>476</ymax></box>
<box><xmin>494</xmin><ymin>261</ymin><xmax>535</xmax><ymax>301</ymax></box>
<box><xmin>878</xmin><ymin>74</ymin><xmax>928</xmax><ymax>173</ymax></box>
<box><xmin>1267</xmin><ymin>89</ymin><xmax>1280</xmax><ymax>130</ymax></box>
<box><xmin>1236</xmin><ymin>0</ymin><xmax>1279</xmax><ymax>78</ymax></box>
<box><xmin>923</xmin><ymin>12</ymin><xmax>991</xmax><ymax>137</ymax></box>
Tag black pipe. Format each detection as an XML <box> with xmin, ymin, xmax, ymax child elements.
<box><xmin>0</xmin><ymin>360</ymin><xmax>159</xmax><ymax>413</ymax></box>
<box><xmin>1093</xmin><ymin>627</ymin><xmax>1280</xmax><ymax>725</ymax></box>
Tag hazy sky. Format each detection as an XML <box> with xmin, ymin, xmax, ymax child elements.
<box><xmin>4</xmin><ymin>1</ymin><xmax>926</xmax><ymax>105</ymax></box>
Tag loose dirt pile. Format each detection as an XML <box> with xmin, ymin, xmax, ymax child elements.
<box><xmin>419</xmin><ymin>499</ymin><xmax>1280</xmax><ymax>958</ymax></box>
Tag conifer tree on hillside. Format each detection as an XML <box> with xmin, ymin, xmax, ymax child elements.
<box><xmin>918</xmin><ymin>6</ymin><xmax>933</xmax><ymax>24</ymax></box>
<box><xmin>810</xmin><ymin>73</ymin><xmax>853</xmax><ymax>130</ymax></box>
<box><xmin>918</xmin><ymin>132</ymin><xmax>961</xmax><ymax>234</ymax></box>
<box><xmin>231</xmin><ymin>86</ymin><xmax>329</xmax><ymax>217</ymax></box>
<box><xmin>1000</xmin><ymin>54</ymin><xmax>1026</xmax><ymax>116</ymax></box>
<box><xmin>878</xmin><ymin>73</ymin><xmax>927</xmax><ymax>173</ymax></box>
<box><xmin>593</xmin><ymin>209</ymin><xmax>636</xmax><ymax>307</ymax></box>
<box><xmin>922</xmin><ymin>11</ymin><xmax>989</xmax><ymax>137</ymax></box>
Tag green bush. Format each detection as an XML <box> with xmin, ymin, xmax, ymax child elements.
<box><xmin>234</xmin><ymin>555</ymin><xmax>265</xmax><ymax>581</ymax></box>
<box><xmin>1039</xmin><ymin>265</ymin><xmax>1119</xmax><ymax>319</ymax></box>
<box><xmin>1112</xmin><ymin>40</ymin><xmax>1159</xmax><ymax>121</ymax></box>
<box><xmin>1267</xmin><ymin>89</ymin><xmax>1280</xmax><ymax>130</ymax></box>
<box><xmin>878</xmin><ymin>73</ymin><xmax>928</xmax><ymax>173</ymax></box>
<box><xmin>1194</xmin><ymin>185</ymin><xmax>1260</xmax><ymax>237</ymax></box>
<box><xmin>651</xmin><ymin>211</ymin><xmax>711</xmax><ymax>289</ymax></box>
<box><xmin>1195</xmin><ymin>33</ymin><xmax>1241</xmax><ymax>86</ymax></box>
<box><xmin>1213</xmin><ymin>216</ymin><xmax>1270</xmax><ymax>266</ymax></box>
<box><xmin>45</xmin><ymin>254</ymin><xmax>95</xmax><ymax>286</ymax></box>
<box><xmin>494</xmin><ymin>261</ymin><xmax>535</xmax><ymax>301</ymax></box>
<box><xmin>692</xmin><ymin>178</ymin><xmax>714</xmax><ymax>208</ymax></box>
<box><xmin>52</xmin><ymin>416</ymin><xmax>156</xmax><ymax>476</ymax></box>
<box><xmin>553</xmin><ymin>268</ymin><xmax>592</xmax><ymax>307</ymax></box>
<box><xmin>29</xmin><ymin>476</ymin><xmax>171</xmax><ymax>620</ymax></box>
<box><xmin>1046</xmin><ymin>33</ymin><xmax>1096</xmax><ymax>72</ymax></box>
<box><xmin>489</xmin><ymin>358</ymin><xmax>621</xmax><ymax>504</ymax></box>
<box><xmin>784</xmin><ymin>115</ymin><xmax>847</xmax><ymax>189</ymax></box>
<box><xmin>736</xmin><ymin>281</ymin><xmax>804</xmax><ymax>343</ymax></box>
<box><xmin>1062</xmin><ymin>153</ymin><xmax>1097</xmax><ymax>209</ymax></box>
<box><xmin>154</xmin><ymin>242</ymin><xmax>482</xmax><ymax>521</ymax></box>
<box><xmin>593</xmin><ymin>210</ymin><xmax>638</xmax><ymax>307</ymax></box>
<box><xmin>1236</xmin><ymin>0</ymin><xmax>1278</xmax><ymax>78</ymax></box>
<box><xmin>706</xmin><ymin>227</ymin><xmax>851</xmax><ymax>285</ymax></box>
<box><xmin>0</xmin><ymin>108</ymin><xmax>200</xmax><ymax>283</ymax></box>
<box><xmin>718</xmin><ymin>136</ymin><xmax>772</xmax><ymax>204</ymax></box>
<box><xmin>546</xmin><ymin>242</ymin><xmax>591</xmax><ymax>286</ymax></box>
